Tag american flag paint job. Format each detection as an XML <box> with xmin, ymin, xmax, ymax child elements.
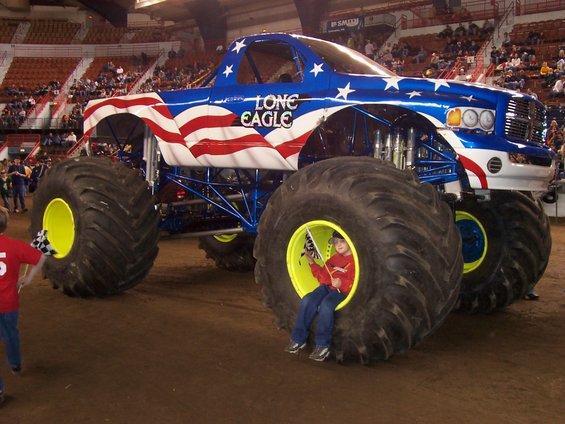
<box><xmin>83</xmin><ymin>33</ymin><xmax>556</xmax><ymax>191</ymax></box>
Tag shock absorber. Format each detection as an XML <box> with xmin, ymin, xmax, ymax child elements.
<box><xmin>373</xmin><ymin>129</ymin><xmax>383</xmax><ymax>160</ymax></box>
<box><xmin>406</xmin><ymin>127</ymin><xmax>416</xmax><ymax>169</ymax></box>
<box><xmin>385</xmin><ymin>132</ymin><xmax>393</xmax><ymax>162</ymax></box>
<box><xmin>393</xmin><ymin>131</ymin><xmax>404</xmax><ymax>169</ymax></box>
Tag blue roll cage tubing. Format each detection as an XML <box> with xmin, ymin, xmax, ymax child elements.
<box><xmin>103</xmin><ymin>102</ymin><xmax>460</xmax><ymax>235</ymax></box>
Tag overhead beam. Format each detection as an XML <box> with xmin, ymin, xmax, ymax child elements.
<box><xmin>77</xmin><ymin>0</ymin><xmax>128</xmax><ymax>26</ymax></box>
<box><xmin>188</xmin><ymin>0</ymin><xmax>226</xmax><ymax>47</ymax></box>
<box><xmin>293</xmin><ymin>0</ymin><xmax>327</xmax><ymax>35</ymax></box>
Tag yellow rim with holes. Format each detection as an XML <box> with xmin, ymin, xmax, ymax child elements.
<box><xmin>213</xmin><ymin>234</ymin><xmax>238</xmax><ymax>243</ymax></box>
<box><xmin>43</xmin><ymin>198</ymin><xmax>75</xmax><ymax>259</ymax></box>
<box><xmin>286</xmin><ymin>220</ymin><xmax>358</xmax><ymax>310</ymax></box>
<box><xmin>455</xmin><ymin>210</ymin><xmax>488</xmax><ymax>274</ymax></box>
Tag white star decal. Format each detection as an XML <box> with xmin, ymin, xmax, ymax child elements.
<box><xmin>336</xmin><ymin>82</ymin><xmax>355</xmax><ymax>100</ymax></box>
<box><xmin>461</xmin><ymin>95</ymin><xmax>476</xmax><ymax>102</ymax></box>
<box><xmin>222</xmin><ymin>65</ymin><xmax>233</xmax><ymax>78</ymax></box>
<box><xmin>407</xmin><ymin>91</ymin><xmax>422</xmax><ymax>99</ymax></box>
<box><xmin>310</xmin><ymin>63</ymin><xmax>324</xmax><ymax>77</ymax></box>
<box><xmin>383</xmin><ymin>77</ymin><xmax>404</xmax><ymax>90</ymax></box>
<box><xmin>433</xmin><ymin>79</ymin><xmax>450</xmax><ymax>91</ymax></box>
<box><xmin>232</xmin><ymin>39</ymin><xmax>246</xmax><ymax>54</ymax></box>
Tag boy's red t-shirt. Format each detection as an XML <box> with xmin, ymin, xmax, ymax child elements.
<box><xmin>0</xmin><ymin>234</ymin><xmax>42</xmax><ymax>313</ymax></box>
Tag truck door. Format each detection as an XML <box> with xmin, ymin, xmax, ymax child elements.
<box><xmin>206</xmin><ymin>37</ymin><xmax>331</xmax><ymax>170</ymax></box>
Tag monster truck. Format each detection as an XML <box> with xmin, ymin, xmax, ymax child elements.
<box><xmin>31</xmin><ymin>33</ymin><xmax>555</xmax><ymax>362</ymax></box>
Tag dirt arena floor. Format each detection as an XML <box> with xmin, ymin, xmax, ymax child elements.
<box><xmin>1</xmin><ymin>199</ymin><xmax>564</xmax><ymax>423</ymax></box>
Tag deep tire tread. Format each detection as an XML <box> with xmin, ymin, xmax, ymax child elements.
<box><xmin>30</xmin><ymin>157</ymin><xmax>160</xmax><ymax>297</ymax></box>
<box><xmin>255</xmin><ymin>157</ymin><xmax>462</xmax><ymax>362</ymax></box>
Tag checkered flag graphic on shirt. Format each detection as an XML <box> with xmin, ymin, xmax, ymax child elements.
<box><xmin>31</xmin><ymin>229</ymin><xmax>58</xmax><ymax>255</ymax></box>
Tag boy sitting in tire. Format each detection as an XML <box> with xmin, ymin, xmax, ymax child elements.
<box><xmin>285</xmin><ymin>231</ymin><xmax>355</xmax><ymax>361</ymax></box>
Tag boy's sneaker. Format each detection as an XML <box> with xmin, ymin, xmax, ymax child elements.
<box><xmin>309</xmin><ymin>346</ymin><xmax>330</xmax><ymax>362</ymax></box>
<box><xmin>0</xmin><ymin>390</ymin><xmax>4</xmax><ymax>406</ymax></box>
<box><xmin>11</xmin><ymin>366</ymin><xmax>21</xmax><ymax>375</ymax></box>
<box><xmin>284</xmin><ymin>340</ymin><xmax>306</xmax><ymax>354</ymax></box>
<box><xmin>524</xmin><ymin>291</ymin><xmax>539</xmax><ymax>301</ymax></box>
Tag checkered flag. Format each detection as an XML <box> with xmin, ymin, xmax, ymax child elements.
<box><xmin>300</xmin><ymin>226</ymin><xmax>322</xmax><ymax>264</ymax></box>
<box><xmin>31</xmin><ymin>229</ymin><xmax>58</xmax><ymax>256</ymax></box>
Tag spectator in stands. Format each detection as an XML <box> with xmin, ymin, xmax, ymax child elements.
<box><xmin>17</xmin><ymin>109</ymin><xmax>26</xmax><ymax>125</ymax></box>
<box><xmin>391</xmin><ymin>58</ymin><xmax>404</xmax><ymax>74</ymax></box>
<box><xmin>468</xmin><ymin>22</ymin><xmax>479</xmax><ymax>37</ymax></box>
<box><xmin>526</xmin><ymin>88</ymin><xmax>538</xmax><ymax>100</ymax></box>
<box><xmin>540</xmin><ymin>61</ymin><xmax>555</xmax><ymax>88</ymax></box>
<box><xmin>497</xmin><ymin>47</ymin><xmax>509</xmax><ymax>67</ymax></box>
<box><xmin>61</xmin><ymin>114</ymin><xmax>70</xmax><ymax>129</ymax></box>
<box><xmin>439</xmin><ymin>25</ymin><xmax>453</xmax><ymax>39</ymax></box>
<box><xmin>503</xmin><ymin>70</ymin><xmax>524</xmax><ymax>91</ymax></box>
<box><xmin>490</xmin><ymin>45</ymin><xmax>501</xmax><ymax>65</ymax></box>
<box><xmin>0</xmin><ymin>170</ymin><xmax>11</xmax><ymax>210</ymax></box>
<box><xmin>66</xmin><ymin>131</ymin><xmax>77</xmax><ymax>146</ymax></box>
<box><xmin>413</xmin><ymin>46</ymin><xmax>427</xmax><ymax>64</ymax></box>
<box><xmin>346</xmin><ymin>33</ymin><xmax>355</xmax><ymax>50</ymax></box>
<box><xmin>502</xmin><ymin>32</ymin><xmax>512</xmax><ymax>48</ymax></box>
<box><xmin>364</xmin><ymin>39</ymin><xmax>375</xmax><ymax>59</ymax></box>
<box><xmin>380</xmin><ymin>49</ymin><xmax>393</xmax><ymax>68</ymax></box>
<box><xmin>525</xmin><ymin>29</ymin><xmax>541</xmax><ymax>45</ymax></box>
<box><xmin>430</xmin><ymin>52</ymin><xmax>440</xmax><ymax>69</ymax></box>
<box><xmin>454</xmin><ymin>23</ymin><xmax>467</xmax><ymax>38</ymax></box>
<box><xmin>7</xmin><ymin>157</ymin><xmax>27</xmax><ymax>213</ymax></box>
<box><xmin>549</xmin><ymin>75</ymin><xmax>565</xmax><ymax>98</ymax></box>
<box><xmin>42</xmin><ymin>132</ymin><xmax>53</xmax><ymax>146</ymax></box>
<box><xmin>506</xmin><ymin>53</ymin><xmax>522</xmax><ymax>72</ymax></box>
<box><xmin>481</xmin><ymin>20</ymin><xmax>494</xmax><ymax>39</ymax></box>
<box><xmin>468</xmin><ymin>40</ymin><xmax>479</xmax><ymax>55</ymax></box>
<box><xmin>52</xmin><ymin>133</ymin><xmax>62</xmax><ymax>147</ymax></box>
<box><xmin>546</xmin><ymin>119</ymin><xmax>561</xmax><ymax>151</ymax></box>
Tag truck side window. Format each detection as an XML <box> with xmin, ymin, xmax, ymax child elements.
<box><xmin>237</xmin><ymin>40</ymin><xmax>304</xmax><ymax>85</ymax></box>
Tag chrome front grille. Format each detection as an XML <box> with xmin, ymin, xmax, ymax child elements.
<box><xmin>505</xmin><ymin>98</ymin><xmax>546</xmax><ymax>145</ymax></box>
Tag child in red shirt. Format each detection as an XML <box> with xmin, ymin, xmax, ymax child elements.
<box><xmin>0</xmin><ymin>206</ymin><xmax>46</xmax><ymax>405</ymax></box>
<box><xmin>285</xmin><ymin>231</ymin><xmax>355</xmax><ymax>361</ymax></box>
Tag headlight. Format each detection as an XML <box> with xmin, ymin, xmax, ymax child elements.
<box><xmin>462</xmin><ymin>110</ymin><xmax>478</xmax><ymax>127</ymax></box>
<box><xmin>479</xmin><ymin>110</ymin><xmax>495</xmax><ymax>131</ymax></box>
<box><xmin>446</xmin><ymin>107</ymin><xmax>496</xmax><ymax>132</ymax></box>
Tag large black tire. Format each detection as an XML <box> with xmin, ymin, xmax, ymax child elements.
<box><xmin>30</xmin><ymin>157</ymin><xmax>160</xmax><ymax>297</ymax></box>
<box><xmin>254</xmin><ymin>157</ymin><xmax>462</xmax><ymax>363</ymax></box>
<box><xmin>455</xmin><ymin>191</ymin><xmax>551</xmax><ymax>314</ymax></box>
<box><xmin>199</xmin><ymin>234</ymin><xmax>255</xmax><ymax>271</ymax></box>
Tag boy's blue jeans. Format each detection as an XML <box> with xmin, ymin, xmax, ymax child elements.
<box><xmin>0</xmin><ymin>311</ymin><xmax>21</xmax><ymax>392</ymax></box>
<box><xmin>291</xmin><ymin>285</ymin><xmax>346</xmax><ymax>348</ymax></box>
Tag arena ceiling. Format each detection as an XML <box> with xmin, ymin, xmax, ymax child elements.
<box><xmin>26</xmin><ymin>0</ymin><xmax>384</xmax><ymax>40</ymax></box>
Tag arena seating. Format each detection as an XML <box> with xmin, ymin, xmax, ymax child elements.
<box><xmin>0</xmin><ymin>2</ymin><xmax>564</xmax><ymax>138</ymax></box>
<box><xmin>24</xmin><ymin>19</ymin><xmax>81</xmax><ymax>44</ymax></box>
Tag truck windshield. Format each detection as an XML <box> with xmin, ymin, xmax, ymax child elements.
<box><xmin>294</xmin><ymin>35</ymin><xmax>397</xmax><ymax>77</ymax></box>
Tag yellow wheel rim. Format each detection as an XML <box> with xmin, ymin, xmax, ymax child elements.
<box><xmin>43</xmin><ymin>198</ymin><xmax>75</xmax><ymax>259</ymax></box>
<box><xmin>455</xmin><ymin>210</ymin><xmax>488</xmax><ymax>274</ymax></box>
<box><xmin>213</xmin><ymin>234</ymin><xmax>238</xmax><ymax>243</ymax></box>
<box><xmin>286</xmin><ymin>220</ymin><xmax>359</xmax><ymax>310</ymax></box>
